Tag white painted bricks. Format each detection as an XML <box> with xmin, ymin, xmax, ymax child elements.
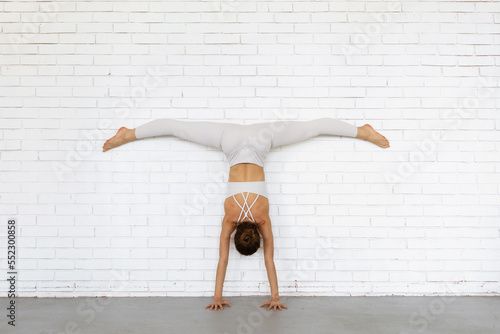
<box><xmin>0</xmin><ymin>1</ymin><xmax>499</xmax><ymax>297</ymax></box>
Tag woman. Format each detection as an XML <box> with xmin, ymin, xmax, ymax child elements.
<box><xmin>102</xmin><ymin>118</ymin><xmax>390</xmax><ymax>311</ymax></box>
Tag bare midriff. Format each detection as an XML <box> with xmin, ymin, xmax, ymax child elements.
<box><xmin>225</xmin><ymin>163</ymin><xmax>269</xmax><ymax>224</ymax></box>
<box><xmin>228</xmin><ymin>163</ymin><xmax>265</xmax><ymax>182</ymax></box>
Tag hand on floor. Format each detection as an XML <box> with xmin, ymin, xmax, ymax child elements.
<box><xmin>205</xmin><ymin>298</ymin><xmax>232</xmax><ymax>311</ymax></box>
<box><xmin>260</xmin><ymin>298</ymin><xmax>287</xmax><ymax>311</ymax></box>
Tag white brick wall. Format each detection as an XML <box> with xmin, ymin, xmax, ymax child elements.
<box><xmin>0</xmin><ymin>1</ymin><xmax>499</xmax><ymax>297</ymax></box>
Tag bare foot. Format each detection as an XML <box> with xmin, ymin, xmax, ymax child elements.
<box><xmin>356</xmin><ymin>124</ymin><xmax>390</xmax><ymax>148</ymax></box>
<box><xmin>102</xmin><ymin>127</ymin><xmax>135</xmax><ymax>152</ymax></box>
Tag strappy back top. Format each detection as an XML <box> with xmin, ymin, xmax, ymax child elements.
<box><xmin>232</xmin><ymin>192</ymin><xmax>260</xmax><ymax>224</ymax></box>
<box><xmin>226</xmin><ymin>181</ymin><xmax>268</xmax><ymax>224</ymax></box>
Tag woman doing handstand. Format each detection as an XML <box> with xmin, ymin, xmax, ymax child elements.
<box><xmin>102</xmin><ymin>118</ymin><xmax>389</xmax><ymax>311</ymax></box>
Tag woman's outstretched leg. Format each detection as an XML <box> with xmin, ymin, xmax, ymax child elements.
<box><xmin>103</xmin><ymin>119</ymin><xmax>230</xmax><ymax>152</ymax></box>
<box><xmin>267</xmin><ymin>118</ymin><xmax>389</xmax><ymax>149</ymax></box>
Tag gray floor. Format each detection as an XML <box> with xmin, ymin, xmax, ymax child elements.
<box><xmin>1</xmin><ymin>296</ymin><xmax>499</xmax><ymax>334</ymax></box>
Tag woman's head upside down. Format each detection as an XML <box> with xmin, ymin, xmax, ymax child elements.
<box><xmin>234</xmin><ymin>222</ymin><xmax>260</xmax><ymax>256</ymax></box>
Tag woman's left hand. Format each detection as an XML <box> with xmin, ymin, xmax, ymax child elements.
<box><xmin>260</xmin><ymin>298</ymin><xmax>288</xmax><ymax>311</ymax></box>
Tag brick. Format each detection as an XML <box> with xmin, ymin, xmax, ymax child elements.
<box><xmin>4</xmin><ymin>2</ymin><xmax>499</xmax><ymax>297</ymax></box>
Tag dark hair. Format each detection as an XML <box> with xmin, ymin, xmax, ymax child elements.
<box><xmin>234</xmin><ymin>222</ymin><xmax>260</xmax><ymax>256</ymax></box>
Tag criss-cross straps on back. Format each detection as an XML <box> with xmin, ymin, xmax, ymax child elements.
<box><xmin>232</xmin><ymin>192</ymin><xmax>260</xmax><ymax>223</ymax></box>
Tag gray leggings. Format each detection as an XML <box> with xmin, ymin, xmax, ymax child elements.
<box><xmin>135</xmin><ymin>118</ymin><xmax>358</xmax><ymax>167</ymax></box>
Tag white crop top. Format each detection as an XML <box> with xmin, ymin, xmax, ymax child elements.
<box><xmin>232</xmin><ymin>192</ymin><xmax>259</xmax><ymax>224</ymax></box>
<box><xmin>226</xmin><ymin>181</ymin><xmax>268</xmax><ymax>224</ymax></box>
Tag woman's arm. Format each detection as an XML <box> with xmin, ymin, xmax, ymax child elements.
<box><xmin>258</xmin><ymin>218</ymin><xmax>287</xmax><ymax>311</ymax></box>
<box><xmin>213</xmin><ymin>234</ymin><xmax>230</xmax><ymax>299</ymax></box>
<box><xmin>206</xmin><ymin>218</ymin><xmax>236</xmax><ymax>311</ymax></box>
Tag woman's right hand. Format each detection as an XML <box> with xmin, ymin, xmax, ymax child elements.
<box><xmin>205</xmin><ymin>297</ymin><xmax>232</xmax><ymax>311</ymax></box>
